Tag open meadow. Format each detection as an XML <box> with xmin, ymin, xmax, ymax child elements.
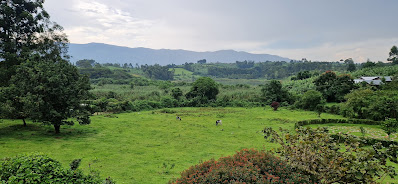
<box><xmin>1</xmin><ymin>107</ymin><xmax>346</xmax><ymax>183</ymax></box>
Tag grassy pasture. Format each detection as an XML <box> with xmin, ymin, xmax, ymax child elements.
<box><xmin>307</xmin><ymin>123</ymin><xmax>398</xmax><ymax>141</ymax></box>
<box><xmin>0</xmin><ymin>107</ymin><xmax>396</xmax><ymax>183</ymax></box>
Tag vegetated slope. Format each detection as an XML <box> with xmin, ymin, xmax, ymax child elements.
<box><xmin>0</xmin><ymin>107</ymin><xmax>342</xmax><ymax>183</ymax></box>
<box><xmin>350</xmin><ymin>64</ymin><xmax>398</xmax><ymax>77</ymax></box>
<box><xmin>68</xmin><ymin>43</ymin><xmax>290</xmax><ymax>65</ymax></box>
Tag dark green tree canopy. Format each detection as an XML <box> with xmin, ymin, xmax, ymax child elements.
<box><xmin>344</xmin><ymin>58</ymin><xmax>356</xmax><ymax>72</ymax></box>
<box><xmin>261</xmin><ymin>80</ymin><xmax>291</xmax><ymax>104</ymax></box>
<box><xmin>388</xmin><ymin>45</ymin><xmax>398</xmax><ymax>65</ymax></box>
<box><xmin>295</xmin><ymin>90</ymin><xmax>324</xmax><ymax>111</ymax></box>
<box><xmin>314</xmin><ymin>71</ymin><xmax>355</xmax><ymax>102</ymax></box>
<box><xmin>0</xmin><ymin>0</ymin><xmax>68</xmax><ymax>86</ymax></box>
<box><xmin>76</xmin><ymin>59</ymin><xmax>96</xmax><ymax>68</ymax></box>
<box><xmin>9</xmin><ymin>58</ymin><xmax>91</xmax><ymax>133</ymax></box>
<box><xmin>186</xmin><ymin>77</ymin><xmax>219</xmax><ymax>104</ymax></box>
<box><xmin>141</xmin><ymin>64</ymin><xmax>174</xmax><ymax>80</ymax></box>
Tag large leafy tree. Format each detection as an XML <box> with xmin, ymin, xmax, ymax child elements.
<box><xmin>0</xmin><ymin>0</ymin><xmax>82</xmax><ymax>131</ymax></box>
<box><xmin>0</xmin><ymin>0</ymin><xmax>67</xmax><ymax>86</ymax></box>
<box><xmin>186</xmin><ymin>77</ymin><xmax>219</xmax><ymax>105</ymax></box>
<box><xmin>314</xmin><ymin>71</ymin><xmax>355</xmax><ymax>102</ymax></box>
<box><xmin>294</xmin><ymin>90</ymin><xmax>324</xmax><ymax>111</ymax></box>
<box><xmin>261</xmin><ymin>80</ymin><xmax>291</xmax><ymax>104</ymax></box>
<box><xmin>388</xmin><ymin>45</ymin><xmax>398</xmax><ymax>65</ymax></box>
<box><xmin>9</xmin><ymin>58</ymin><xmax>91</xmax><ymax>133</ymax></box>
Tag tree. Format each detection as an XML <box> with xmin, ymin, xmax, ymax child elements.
<box><xmin>263</xmin><ymin>127</ymin><xmax>397</xmax><ymax>183</ymax></box>
<box><xmin>76</xmin><ymin>59</ymin><xmax>95</xmax><ymax>68</ymax></box>
<box><xmin>141</xmin><ymin>64</ymin><xmax>174</xmax><ymax>80</ymax></box>
<box><xmin>340</xmin><ymin>89</ymin><xmax>374</xmax><ymax>119</ymax></box>
<box><xmin>0</xmin><ymin>0</ymin><xmax>68</xmax><ymax>86</ymax></box>
<box><xmin>197</xmin><ymin>59</ymin><xmax>206</xmax><ymax>64</ymax></box>
<box><xmin>388</xmin><ymin>45</ymin><xmax>398</xmax><ymax>65</ymax></box>
<box><xmin>186</xmin><ymin>77</ymin><xmax>219</xmax><ymax>105</ymax></box>
<box><xmin>171</xmin><ymin>88</ymin><xmax>183</xmax><ymax>100</ymax></box>
<box><xmin>344</xmin><ymin>58</ymin><xmax>356</xmax><ymax>72</ymax></box>
<box><xmin>314</xmin><ymin>71</ymin><xmax>355</xmax><ymax>102</ymax></box>
<box><xmin>261</xmin><ymin>80</ymin><xmax>291</xmax><ymax>104</ymax></box>
<box><xmin>9</xmin><ymin>58</ymin><xmax>92</xmax><ymax>133</ymax></box>
<box><xmin>294</xmin><ymin>90</ymin><xmax>324</xmax><ymax>111</ymax></box>
<box><xmin>381</xmin><ymin>118</ymin><xmax>398</xmax><ymax>140</ymax></box>
<box><xmin>361</xmin><ymin>60</ymin><xmax>377</xmax><ymax>68</ymax></box>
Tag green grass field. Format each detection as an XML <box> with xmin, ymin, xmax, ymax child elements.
<box><xmin>1</xmin><ymin>107</ymin><xmax>396</xmax><ymax>183</ymax></box>
<box><xmin>307</xmin><ymin>123</ymin><xmax>398</xmax><ymax>141</ymax></box>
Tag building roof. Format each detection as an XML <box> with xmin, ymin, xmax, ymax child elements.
<box><xmin>354</xmin><ymin>76</ymin><xmax>392</xmax><ymax>85</ymax></box>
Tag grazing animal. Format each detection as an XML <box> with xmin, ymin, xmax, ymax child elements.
<box><xmin>176</xmin><ymin>116</ymin><xmax>182</xmax><ymax>121</ymax></box>
<box><xmin>216</xmin><ymin>120</ymin><xmax>222</xmax><ymax>126</ymax></box>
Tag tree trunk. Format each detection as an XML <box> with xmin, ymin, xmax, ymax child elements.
<box><xmin>54</xmin><ymin>124</ymin><xmax>61</xmax><ymax>134</ymax></box>
<box><xmin>22</xmin><ymin>118</ymin><xmax>26</xmax><ymax>126</ymax></box>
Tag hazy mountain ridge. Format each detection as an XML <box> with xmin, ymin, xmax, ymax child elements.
<box><xmin>68</xmin><ymin>43</ymin><xmax>290</xmax><ymax>65</ymax></box>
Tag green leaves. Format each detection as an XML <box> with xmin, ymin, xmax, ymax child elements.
<box><xmin>263</xmin><ymin>127</ymin><xmax>397</xmax><ymax>183</ymax></box>
<box><xmin>0</xmin><ymin>153</ymin><xmax>110</xmax><ymax>183</ymax></box>
<box><xmin>9</xmin><ymin>59</ymin><xmax>91</xmax><ymax>133</ymax></box>
<box><xmin>261</xmin><ymin>80</ymin><xmax>291</xmax><ymax>104</ymax></box>
<box><xmin>186</xmin><ymin>77</ymin><xmax>219</xmax><ymax>106</ymax></box>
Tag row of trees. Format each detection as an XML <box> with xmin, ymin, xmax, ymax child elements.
<box><xmin>207</xmin><ymin>61</ymin><xmax>348</xmax><ymax>79</ymax></box>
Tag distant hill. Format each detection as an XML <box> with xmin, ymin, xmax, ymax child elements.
<box><xmin>68</xmin><ymin>43</ymin><xmax>290</xmax><ymax>65</ymax></box>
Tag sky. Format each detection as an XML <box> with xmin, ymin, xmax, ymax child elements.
<box><xmin>44</xmin><ymin>0</ymin><xmax>398</xmax><ymax>63</ymax></box>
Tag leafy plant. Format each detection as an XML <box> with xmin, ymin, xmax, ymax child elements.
<box><xmin>0</xmin><ymin>153</ymin><xmax>113</xmax><ymax>183</ymax></box>
<box><xmin>263</xmin><ymin>127</ymin><xmax>397</xmax><ymax>183</ymax></box>
<box><xmin>270</xmin><ymin>101</ymin><xmax>280</xmax><ymax>111</ymax></box>
<box><xmin>171</xmin><ymin>149</ymin><xmax>314</xmax><ymax>184</ymax></box>
<box><xmin>381</xmin><ymin>118</ymin><xmax>398</xmax><ymax>140</ymax></box>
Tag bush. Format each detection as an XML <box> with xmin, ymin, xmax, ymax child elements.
<box><xmin>171</xmin><ymin>149</ymin><xmax>314</xmax><ymax>184</ymax></box>
<box><xmin>294</xmin><ymin>90</ymin><xmax>324</xmax><ymax>111</ymax></box>
<box><xmin>0</xmin><ymin>153</ymin><xmax>113</xmax><ymax>183</ymax></box>
<box><xmin>263</xmin><ymin>127</ymin><xmax>397</xmax><ymax>183</ymax></box>
<box><xmin>295</xmin><ymin>118</ymin><xmax>381</xmax><ymax>127</ymax></box>
<box><xmin>270</xmin><ymin>101</ymin><xmax>280</xmax><ymax>111</ymax></box>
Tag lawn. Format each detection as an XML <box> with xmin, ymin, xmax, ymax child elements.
<box><xmin>0</xmin><ymin>107</ymin><xmax>396</xmax><ymax>183</ymax></box>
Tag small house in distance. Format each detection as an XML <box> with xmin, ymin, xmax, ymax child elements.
<box><xmin>354</xmin><ymin>76</ymin><xmax>393</xmax><ymax>85</ymax></box>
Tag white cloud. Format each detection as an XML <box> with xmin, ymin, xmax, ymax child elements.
<box><xmin>44</xmin><ymin>0</ymin><xmax>398</xmax><ymax>62</ymax></box>
<box><xmin>62</xmin><ymin>0</ymin><xmax>154</xmax><ymax>47</ymax></box>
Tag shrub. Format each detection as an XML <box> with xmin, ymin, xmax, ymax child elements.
<box><xmin>294</xmin><ymin>90</ymin><xmax>324</xmax><ymax>111</ymax></box>
<box><xmin>171</xmin><ymin>149</ymin><xmax>314</xmax><ymax>184</ymax></box>
<box><xmin>295</xmin><ymin>118</ymin><xmax>381</xmax><ymax>127</ymax></box>
<box><xmin>270</xmin><ymin>101</ymin><xmax>280</xmax><ymax>111</ymax></box>
<box><xmin>0</xmin><ymin>153</ymin><xmax>113</xmax><ymax>183</ymax></box>
<box><xmin>263</xmin><ymin>127</ymin><xmax>397</xmax><ymax>183</ymax></box>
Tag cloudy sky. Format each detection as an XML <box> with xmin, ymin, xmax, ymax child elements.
<box><xmin>44</xmin><ymin>0</ymin><xmax>398</xmax><ymax>62</ymax></box>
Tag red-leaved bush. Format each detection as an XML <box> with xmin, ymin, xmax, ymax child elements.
<box><xmin>271</xmin><ymin>101</ymin><xmax>280</xmax><ymax>111</ymax></box>
<box><xmin>171</xmin><ymin>149</ymin><xmax>315</xmax><ymax>184</ymax></box>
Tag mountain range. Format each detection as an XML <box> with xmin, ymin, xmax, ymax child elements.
<box><xmin>68</xmin><ymin>43</ymin><xmax>290</xmax><ymax>65</ymax></box>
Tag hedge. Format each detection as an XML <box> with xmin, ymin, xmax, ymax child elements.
<box><xmin>295</xmin><ymin>118</ymin><xmax>381</xmax><ymax>128</ymax></box>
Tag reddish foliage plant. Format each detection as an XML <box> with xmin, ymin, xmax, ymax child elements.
<box><xmin>271</xmin><ymin>101</ymin><xmax>280</xmax><ymax>111</ymax></box>
<box><xmin>171</xmin><ymin>149</ymin><xmax>315</xmax><ymax>184</ymax></box>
